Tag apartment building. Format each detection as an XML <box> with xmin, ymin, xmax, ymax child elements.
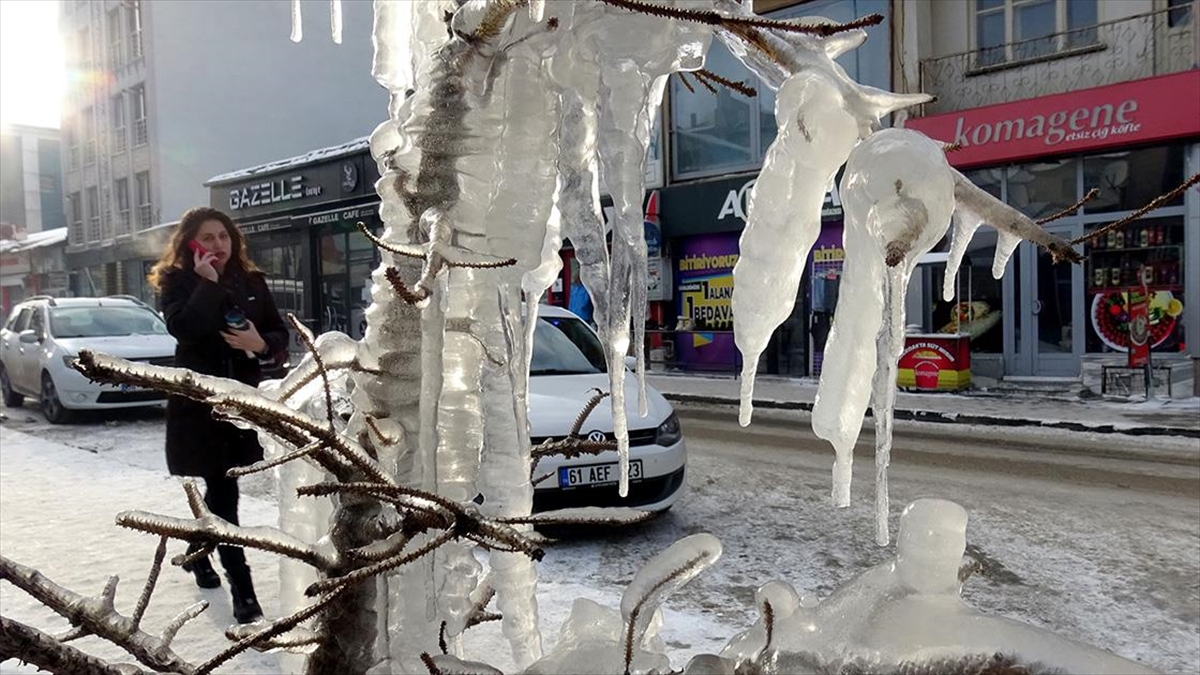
<box><xmin>897</xmin><ymin>0</ymin><xmax>1198</xmax><ymax>394</ymax></box>
<box><xmin>58</xmin><ymin>0</ymin><xmax>386</xmax><ymax>302</ymax></box>
<box><xmin>0</xmin><ymin>124</ymin><xmax>67</xmax><ymax>313</ymax></box>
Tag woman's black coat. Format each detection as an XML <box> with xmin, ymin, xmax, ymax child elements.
<box><xmin>159</xmin><ymin>266</ymin><xmax>288</xmax><ymax>479</ymax></box>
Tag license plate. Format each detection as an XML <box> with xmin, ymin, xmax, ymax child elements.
<box><xmin>119</xmin><ymin>383</ymin><xmax>148</xmax><ymax>393</ymax></box>
<box><xmin>559</xmin><ymin>460</ymin><xmax>643</xmax><ymax>488</ymax></box>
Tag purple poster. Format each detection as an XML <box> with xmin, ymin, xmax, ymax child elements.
<box><xmin>674</xmin><ymin>232</ymin><xmax>741</xmax><ymax>371</ymax></box>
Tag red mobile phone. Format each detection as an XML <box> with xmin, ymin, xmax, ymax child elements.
<box><xmin>187</xmin><ymin>240</ymin><xmax>209</xmax><ymax>256</ymax></box>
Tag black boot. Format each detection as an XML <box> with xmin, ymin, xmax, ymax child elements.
<box><xmin>181</xmin><ymin>545</ymin><xmax>221</xmax><ymax>589</ymax></box>
<box><xmin>227</xmin><ymin>568</ymin><xmax>263</xmax><ymax>624</ymax></box>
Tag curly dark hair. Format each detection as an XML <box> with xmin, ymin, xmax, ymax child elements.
<box><xmin>147</xmin><ymin>207</ymin><xmax>259</xmax><ymax>291</ymax></box>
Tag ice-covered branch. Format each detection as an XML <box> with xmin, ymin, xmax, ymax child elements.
<box><xmin>116</xmin><ymin>481</ymin><xmax>335</xmax><ymax>571</ymax></box>
<box><xmin>0</xmin><ymin>555</ymin><xmax>198</xmax><ymax>674</ymax></box>
<box><xmin>598</xmin><ymin>0</ymin><xmax>883</xmax><ymax>37</ymax></box>
<box><xmin>128</xmin><ymin>537</ymin><xmax>168</xmax><ymax>632</ymax></box>
<box><xmin>951</xmin><ymin>170</ymin><xmax>1083</xmax><ymax>264</ymax></box>
<box><xmin>0</xmin><ymin>615</ymin><xmax>146</xmax><ymax>675</ymax></box>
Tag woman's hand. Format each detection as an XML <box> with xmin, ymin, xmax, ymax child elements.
<box><xmin>222</xmin><ymin>319</ymin><xmax>268</xmax><ymax>354</ymax></box>
<box><xmin>194</xmin><ymin>249</ymin><xmax>219</xmax><ymax>282</ymax></box>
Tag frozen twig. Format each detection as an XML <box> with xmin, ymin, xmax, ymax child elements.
<box><xmin>160</xmin><ymin>601</ymin><xmax>209</xmax><ymax>645</ymax></box>
<box><xmin>693</xmin><ymin>68</ymin><xmax>756</xmax><ymax>97</ymax></box>
<box><xmin>287</xmin><ymin>313</ymin><xmax>336</xmax><ymax>432</ymax></box>
<box><xmin>1036</xmin><ymin>188</ymin><xmax>1099</xmax><ymax>226</ymax></box>
<box><xmin>129</xmin><ymin>537</ymin><xmax>168</xmax><ymax>632</ymax></box>
<box><xmin>194</xmin><ymin>585</ymin><xmax>352</xmax><ymax>675</ymax></box>
<box><xmin>598</xmin><ymin>0</ymin><xmax>883</xmax><ymax>36</ymax></box>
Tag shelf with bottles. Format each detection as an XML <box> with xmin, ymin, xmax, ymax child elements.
<box><xmin>1088</xmin><ymin>245</ymin><xmax>1181</xmax><ymax>255</ymax></box>
<box><xmin>1087</xmin><ymin>284</ymin><xmax>1183</xmax><ymax>294</ymax></box>
<box><xmin>1086</xmin><ymin>221</ymin><xmax>1178</xmax><ymax>253</ymax></box>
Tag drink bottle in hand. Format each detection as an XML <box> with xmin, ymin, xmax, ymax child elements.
<box><xmin>225</xmin><ymin>308</ymin><xmax>256</xmax><ymax>358</ymax></box>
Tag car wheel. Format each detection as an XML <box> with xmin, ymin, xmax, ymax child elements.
<box><xmin>40</xmin><ymin>372</ymin><xmax>72</xmax><ymax>424</ymax></box>
<box><xmin>0</xmin><ymin>365</ymin><xmax>23</xmax><ymax>408</ymax></box>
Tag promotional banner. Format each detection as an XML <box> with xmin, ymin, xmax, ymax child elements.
<box><xmin>674</xmin><ymin>232</ymin><xmax>740</xmax><ymax>370</ymax></box>
<box><xmin>1127</xmin><ymin>287</ymin><xmax>1150</xmax><ymax>368</ymax></box>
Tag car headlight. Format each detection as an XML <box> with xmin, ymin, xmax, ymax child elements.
<box><xmin>655</xmin><ymin>411</ymin><xmax>682</xmax><ymax>446</ymax></box>
<box><xmin>61</xmin><ymin>354</ymin><xmax>77</xmax><ymax>369</ymax></box>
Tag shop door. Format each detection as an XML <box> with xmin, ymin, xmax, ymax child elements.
<box><xmin>1017</xmin><ymin>224</ymin><xmax>1084</xmax><ymax>377</ymax></box>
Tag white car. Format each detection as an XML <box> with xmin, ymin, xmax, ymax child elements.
<box><xmin>528</xmin><ymin>305</ymin><xmax>686</xmax><ymax>512</ymax></box>
<box><xmin>0</xmin><ymin>296</ymin><xmax>177</xmax><ymax>423</ymax></box>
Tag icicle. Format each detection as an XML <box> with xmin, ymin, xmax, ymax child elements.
<box><xmin>942</xmin><ymin>211</ymin><xmax>984</xmax><ymax>302</ymax></box>
<box><xmin>290</xmin><ymin>0</ymin><xmax>303</xmax><ymax>42</ymax></box>
<box><xmin>622</xmin><ymin>533</ymin><xmax>723</xmax><ymax>651</ymax></box>
<box><xmin>870</xmin><ymin>265</ymin><xmax>906</xmax><ymax>546</ymax></box>
<box><xmin>528</xmin><ymin>0</ymin><xmax>545</xmax><ymax>22</ymax></box>
<box><xmin>732</xmin><ymin>71</ymin><xmax>858</xmax><ymax>426</ymax></box>
<box><xmin>992</xmin><ymin>230</ymin><xmax>1021</xmax><ymax>279</ymax></box>
<box><xmin>330</xmin><ymin>0</ymin><xmax>343</xmax><ymax>44</ymax></box>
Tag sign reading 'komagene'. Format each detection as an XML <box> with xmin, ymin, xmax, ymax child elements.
<box><xmin>905</xmin><ymin>71</ymin><xmax>1200</xmax><ymax>168</ymax></box>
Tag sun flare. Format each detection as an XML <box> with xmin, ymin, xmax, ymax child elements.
<box><xmin>0</xmin><ymin>0</ymin><xmax>65</xmax><ymax>129</ymax></box>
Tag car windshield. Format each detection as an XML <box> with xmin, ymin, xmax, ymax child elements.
<box><xmin>49</xmin><ymin>306</ymin><xmax>168</xmax><ymax>338</ymax></box>
<box><xmin>531</xmin><ymin>315</ymin><xmax>606</xmax><ymax>376</ymax></box>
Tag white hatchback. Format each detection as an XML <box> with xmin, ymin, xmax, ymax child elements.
<box><xmin>0</xmin><ymin>296</ymin><xmax>177</xmax><ymax>423</ymax></box>
<box><xmin>528</xmin><ymin>306</ymin><xmax>686</xmax><ymax>512</ymax></box>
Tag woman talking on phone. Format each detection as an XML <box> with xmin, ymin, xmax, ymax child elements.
<box><xmin>147</xmin><ymin>206</ymin><xmax>288</xmax><ymax>624</ymax></box>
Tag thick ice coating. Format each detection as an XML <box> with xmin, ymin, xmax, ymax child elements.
<box><xmin>811</xmin><ymin>129</ymin><xmax>955</xmax><ymax>514</ymax></box>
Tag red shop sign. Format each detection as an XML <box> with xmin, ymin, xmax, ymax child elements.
<box><xmin>1127</xmin><ymin>287</ymin><xmax>1150</xmax><ymax>368</ymax></box>
<box><xmin>905</xmin><ymin>71</ymin><xmax>1200</xmax><ymax>168</ymax></box>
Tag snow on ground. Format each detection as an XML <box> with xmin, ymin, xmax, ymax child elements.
<box><xmin>2</xmin><ymin>404</ymin><xmax>1198</xmax><ymax>674</ymax></box>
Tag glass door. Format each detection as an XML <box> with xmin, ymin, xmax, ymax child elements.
<box><xmin>1019</xmin><ymin>224</ymin><xmax>1084</xmax><ymax>377</ymax></box>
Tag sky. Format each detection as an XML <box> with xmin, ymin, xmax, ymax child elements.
<box><xmin>0</xmin><ymin>0</ymin><xmax>65</xmax><ymax>129</ymax></box>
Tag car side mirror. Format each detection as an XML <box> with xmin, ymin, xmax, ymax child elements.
<box><xmin>18</xmin><ymin>329</ymin><xmax>40</xmax><ymax>344</ymax></box>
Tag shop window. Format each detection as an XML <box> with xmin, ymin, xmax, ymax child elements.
<box><xmin>1082</xmin><ymin>146</ymin><xmax>1185</xmax><ymax>214</ymax></box>
<box><xmin>1003</xmin><ymin>157</ymin><xmax>1077</xmax><ymax>220</ymax></box>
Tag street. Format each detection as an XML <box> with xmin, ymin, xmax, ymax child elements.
<box><xmin>1</xmin><ymin>401</ymin><xmax>1198</xmax><ymax>673</ymax></box>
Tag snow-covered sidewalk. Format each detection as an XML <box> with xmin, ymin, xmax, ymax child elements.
<box><xmin>647</xmin><ymin>372</ymin><xmax>1200</xmax><ymax>437</ymax></box>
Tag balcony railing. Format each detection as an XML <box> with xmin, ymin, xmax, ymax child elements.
<box><xmin>920</xmin><ymin>6</ymin><xmax>1196</xmax><ymax>115</ymax></box>
<box><xmin>84</xmin><ymin>140</ymin><xmax>97</xmax><ymax>165</ymax></box>
<box><xmin>133</xmin><ymin>118</ymin><xmax>148</xmax><ymax>147</ymax></box>
<box><xmin>113</xmin><ymin>127</ymin><xmax>127</xmax><ymax>154</ymax></box>
<box><xmin>138</xmin><ymin>204</ymin><xmax>152</xmax><ymax>230</ymax></box>
<box><xmin>87</xmin><ymin>217</ymin><xmax>101</xmax><ymax>242</ymax></box>
<box><xmin>69</xmin><ymin>222</ymin><xmax>84</xmax><ymax>247</ymax></box>
<box><xmin>116</xmin><ymin>209</ymin><xmax>131</xmax><ymax>236</ymax></box>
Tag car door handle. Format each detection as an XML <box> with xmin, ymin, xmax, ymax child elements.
<box><xmin>1032</xmin><ymin>299</ymin><xmax>1043</xmax><ymax>315</ymax></box>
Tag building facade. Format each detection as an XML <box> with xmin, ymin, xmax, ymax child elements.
<box><xmin>58</xmin><ymin>0</ymin><xmax>387</xmax><ymax>303</ymax></box>
<box><xmin>899</xmin><ymin>0</ymin><xmax>1198</xmax><ymax>394</ymax></box>
<box><xmin>1</xmin><ymin>124</ymin><xmax>67</xmax><ymax>314</ymax></box>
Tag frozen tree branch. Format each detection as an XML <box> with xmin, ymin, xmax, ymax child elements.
<box><xmin>286</xmin><ymin>313</ymin><xmax>336</xmax><ymax>432</ymax></box>
<box><xmin>598</xmin><ymin>0</ymin><xmax>883</xmax><ymax>37</ymax></box>
<box><xmin>128</xmin><ymin>537</ymin><xmax>168</xmax><ymax>632</ymax></box>
<box><xmin>0</xmin><ymin>615</ymin><xmax>147</xmax><ymax>675</ymax></box>
<box><xmin>0</xmin><ymin>556</ymin><xmax>198</xmax><ymax>674</ymax></box>
<box><xmin>115</xmin><ymin>481</ymin><xmax>335</xmax><ymax>571</ymax></box>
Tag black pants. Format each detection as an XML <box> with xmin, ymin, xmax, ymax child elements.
<box><xmin>200</xmin><ymin>475</ymin><xmax>248</xmax><ymax>575</ymax></box>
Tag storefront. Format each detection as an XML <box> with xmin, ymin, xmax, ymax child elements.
<box><xmin>659</xmin><ymin>174</ymin><xmax>844</xmax><ymax>375</ymax></box>
<box><xmin>206</xmin><ymin>139</ymin><xmax>382</xmax><ymax>357</ymax></box>
<box><xmin>905</xmin><ymin>71</ymin><xmax>1200</xmax><ymax>393</ymax></box>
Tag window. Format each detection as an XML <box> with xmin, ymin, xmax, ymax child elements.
<box><xmin>83</xmin><ymin>107</ymin><xmax>96</xmax><ymax>164</ymax></box>
<box><xmin>50</xmin><ymin>306</ymin><xmax>168</xmax><ymax>339</ymax></box>
<box><xmin>86</xmin><ymin>187</ymin><xmax>101</xmax><ymax>242</ymax></box>
<box><xmin>127</xmin><ymin>0</ymin><xmax>144</xmax><ymax>61</ymax></box>
<box><xmin>135</xmin><ymin>171</ymin><xmax>151</xmax><ymax>229</ymax></box>
<box><xmin>111</xmin><ymin>94</ymin><xmax>127</xmax><ymax>153</ymax></box>
<box><xmin>66</xmin><ymin>122</ymin><xmax>80</xmax><ymax>170</ymax></box>
<box><xmin>974</xmin><ymin>0</ymin><xmax>1098</xmax><ymax>68</ymax></box>
<box><xmin>114</xmin><ymin>178</ymin><xmax>130</xmax><ymax>235</ymax></box>
<box><xmin>76</xmin><ymin>27</ymin><xmax>91</xmax><ymax>67</ymax></box>
<box><xmin>107</xmin><ymin>8</ymin><xmax>123</xmax><ymax>68</ymax></box>
<box><xmin>68</xmin><ymin>192</ymin><xmax>83</xmax><ymax>246</ymax></box>
<box><xmin>1168</xmin><ymin>0</ymin><xmax>1193</xmax><ymax>28</ymax></box>
<box><xmin>132</xmin><ymin>86</ymin><xmax>148</xmax><ymax>147</ymax></box>
<box><xmin>669</xmin><ymin>0</ymin><xmax>891</xmax><ymax>180</ymax></box>
<box><xmin>5</xmin><ymin>307</ymin><xmax>32</xmax><ymax>332</ymax></box>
